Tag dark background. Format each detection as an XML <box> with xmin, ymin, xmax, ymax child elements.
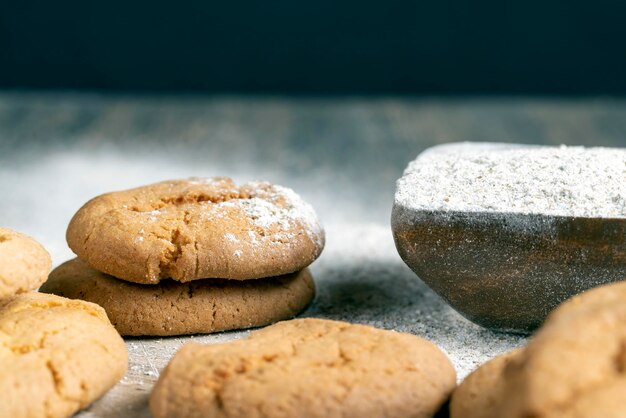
<box><xmin>1</xmin><ymin>1</ymin><xmax>625</xmax><ymax>95</ymax></box>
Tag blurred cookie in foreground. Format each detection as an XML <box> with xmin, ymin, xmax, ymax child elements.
<box><xmin>496</xmin><ymin>280</ymin><xmax>626</xmax><ymax>417</ymax></box>
<box><xmin>0</xmin><ymin>292</ymin><xmax>127</xmax><ymax>418</ymax></box>
<box><xmin>450</xmin><ymin>349</ymin><xmax>522</xmax><ymax>418</ymax></box>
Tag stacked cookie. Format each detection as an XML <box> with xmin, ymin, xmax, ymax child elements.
<box><xmin>0</xmin><ymin>227</ymin><xmax>127</xmax><ymax>418</ymax></box>
<box><xmin>42</xmin><ymin>177</ymin><xmax>325</xmax><ymax>336</ymax></box>
<box><xmin>451</xmin><ymin>280</ymin><xmax>626</xmax><ymax>418</ymax></box>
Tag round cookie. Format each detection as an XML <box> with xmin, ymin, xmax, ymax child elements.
<box><xmin>150</xmin><ymin>318</ymin><xmax>456</xmax><ymax>418</ymax></box>
<box><xmin>41</xmin><ymin>258</ymin><xmax>316</xmax><ymax>336</ymax></box>
<box><xmin>556</xmin><ymin>379</ymin><xmax>626</xmax><ymax>418</ymax></box>
<box><xmin>0</xmin><ymin>292</ymin><xmax>127</xmax><ymax>418</ymax></box>
<box><xmin>450</xmin><ymin>349</ymin><xmax>522</xmax><ymax>418</ymax></box>
<box><xmin>496</xmin><ymin>281</ymin><xmax>626</xmax><ymax>418</ymax></box>
<box><xmin>0</xmin><ymin>227</ymin><xmax>51</xmax><ymax>299</ymax></box>
<box><xmin>67</xmin><ymin>177</ymin><xmax>324</xmax><ymax>284</ymax></box>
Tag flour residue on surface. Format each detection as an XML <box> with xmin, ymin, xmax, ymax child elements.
<box><xmin>215</xmin><ymin>181</ymin><xmax>325</xmax><ymax>248</ymax></box>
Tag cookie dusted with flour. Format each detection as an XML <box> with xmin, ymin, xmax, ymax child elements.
<box><xmin>496</xmin><ymin>281</ymin><xmax>626</xmax><ymax>418</ymax></box>
<box><xmin>0</xmin><ymin>227</ymin><xmax>52</xmax><ymax>299</ymax></box>
<box><xmin>41</xmin><ymin>258</ymin><xmax>316</xmax><ymax>336</ymax></box>
<box><xmin>0</xmin><ymin>292</ymin><xmax>127</xmax><ymax>418</ymax></box>
<box><xmin>150</xmin><ymin>318</ymin><xmax>456</xmax><ymax>418</ymax></box>
<box><xmin>67</xmin><ymin>178</ymin><xmax>324</xmax><ymax>284</ymax></box>
<box><xmin>450</xmin><ymin>349</ymin><xmax>521</xmax><ymax>418</ymax></box>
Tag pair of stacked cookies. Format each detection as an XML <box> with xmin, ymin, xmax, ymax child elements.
<box><xmin>0</xmin><ymin>227</ymin><xmax>127</xmax><ymax>418</ymax></box>
<box><xmin>42</xmin><ymin>177</ymin><xmax>325</xmax><ymax>336</ymax></box>
<box><xmin>451</xmin><ymin>280</ymin><xmax>626</xmax><ymax>418</ymax></box>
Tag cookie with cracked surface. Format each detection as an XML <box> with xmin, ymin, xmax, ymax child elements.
<box><xmin>0</xmin><ymin>227</ymin><xmax>52</xmax><ymax>299</ymax></box>
<box><xmin>450</xmin><ymin>349</ymin><xmax>521</xmax><ymax>418</ymax></box>
<box><xmin>0</xmin><ymin>292</ymin><xmax>127</xmax><ymax>418</ymax></box>
<box><xmin>496</xmin><ymin>280</ymin><xmax>626</xmax><ymax>418</ymax></box>
<box><xmin>66</xmin><ymin>177</ymin><xmax>325</xmax><ymax>284</ymax></box>
<box><xmin>41</xmin><ymin>258</ymin><xmax>316</xmax><ymax>336</ymax></box>
<box><xmin>150</xmin><ymin>318</ymin><xmax>456</xmax><ymax>418</ymax></box>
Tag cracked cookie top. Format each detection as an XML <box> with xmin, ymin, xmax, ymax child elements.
<box><xmin>66</xmin><ymin>177</ymin><xmax>325</xmax><ymax>284</ymax></box>
<box><xmin>0</xmin><ymin>227</ymin><xmax>52</xmax><ymax>299</ymax></box>
<box><xmin>496</xmin><ymin>281</ymin><xmax>626</xmax><ymax>418</ymax></box>
<box><xmin>150</xmin><ymin>318</ymin><xmax>456</xmax><ymax>418</ymax></box>
<box><xmin>0</xmin><ymin>292</ymin><xmax>127</xmax><ymax>418</ymax></box>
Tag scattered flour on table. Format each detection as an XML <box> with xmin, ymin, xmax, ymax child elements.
<box><xmin>396</xmin><ymin>142</ymin><xmax>626</xmax><ymax>218</ymax></box>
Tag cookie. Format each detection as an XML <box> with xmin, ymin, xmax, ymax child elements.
<box><xmin>41</xmin><ymin>258</ymin><xmax>316</xmax><ymax>336</ymax></box>
<box><xmin>67</xmin><ymin>177</ymin><xmax>324</xmax><ymax>284</ymax></box>
<box><xmin>0</xmin><ymin>292</ymin><xmax>127</xmax><ymax>418</ymax></box>
<box><xmin>450</xmin><ymin>349</ymin><xmax>521</xmax><ymax>418</ymax></box>
<box><xmin>150</xmin><ymin>318</ymin><xmax>456</xmax><ymax>418</ymax></box>
<box><xmin>0</xmin><ymin>227</ymin><xmax>52</xmax><ymax>299</ymax></box>
<box><xmin>496</xmin><ymin>281</ymin><xmax>626</xmax><ymax>418</ymax></box>
<box><xmin>555</xmin><ymin>379</ymin><xmax>626</xmax><ymax>418</ymax></box>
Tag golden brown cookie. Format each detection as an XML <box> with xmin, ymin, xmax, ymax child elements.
<box><xmin>450</xmin><ymin>349</ymin><xmax>522</xmax><ymax>418</ymax></box>
<box><xmin>496</xmin><ymin>281</ymin><xmax>626</xmax><ymax>418</ymax></box>
<box><xmin>0</xmin><ymin>292</ymin><xmax>127</xmax><ymax>418</ymax></box>
<box><xmin>150</xmin><ymin>318</ymin><xmax>456</xmax><ymax>418</ymax></box>
<box><xmin>556</xmin><ymin>379</ymin><xmax>626</xmax><ymax>418</ymax></box>
<box><xmin>0</xmin><ymin>227</ymin><xmax>52</xmax><ymax>299</ymax></box>
<box><xmin>41</xmin><ymin>258</ymin><xmax>316</xmax><ymax>336</ymax></box>
<box><xmin>67</xmin><ymin>177</ymin><xmax>325</xmax><ymax>284</ymax></box>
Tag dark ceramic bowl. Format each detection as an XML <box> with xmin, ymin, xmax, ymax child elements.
<box><xmin>391</xmin><ymin>208</ymin><xmax>626</xmax><ymax>333</ymax></box>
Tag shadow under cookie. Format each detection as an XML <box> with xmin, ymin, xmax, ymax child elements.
<box><xmin>41</xmin><ymin>258</ymin><xmax>315</xmax><ymax>336</ymax></box>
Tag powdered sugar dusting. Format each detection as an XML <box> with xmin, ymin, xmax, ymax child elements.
<box><xmin>147</xmin><ymin>210</ymin><xmax>161</xmax><ymax>222</ymax></box>
<box><xmin>215</xmin><ymin>181</ymin><xmax>324</xmax><ymax>248</ymax></box>
<box><xmin>224</xmin><ymin>233</ymin><xmax>239</xmax><ymax>243</ymax></box>
<box><xmin>186</xmin><ymin>176</ymin><xmax>225</xmax><ymax>185</ymax></box>
<box><xmin>272</xmin><ymin>184</ymin><xmax>325</xmax><ymax>246</ymax></box>
<box><xmin>225</xmin><ymin>198</ymin><xmax>283</xmax><ymax>229</ymax></box>
<box><xmin>396</xmin><ymin>143</ymin><xmax>626</xmax><ymax>218</ymax></box>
